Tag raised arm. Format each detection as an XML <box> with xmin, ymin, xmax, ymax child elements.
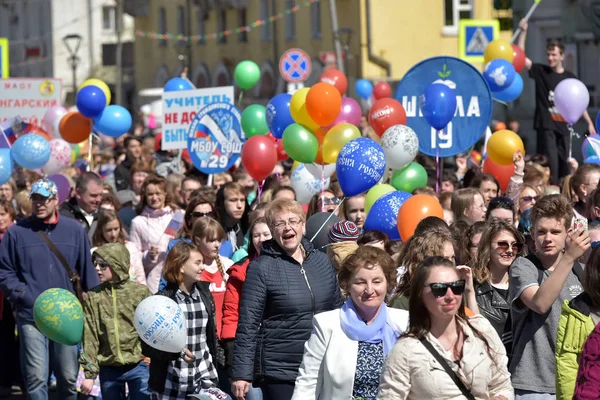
<box><xmin>517</xmin><ymin>19</ymin><xmax>533</xmax><ymax>70</ymax></box>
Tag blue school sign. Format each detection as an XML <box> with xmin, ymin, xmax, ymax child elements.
<box><xmin>394</xmin><ymin>56</ymin><xmax>492</xmax><ymax>158</ymax></box>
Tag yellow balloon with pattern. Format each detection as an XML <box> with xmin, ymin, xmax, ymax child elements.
<box><xmin>321</xmin><ymin>123</ymin><xmax>361</xmax><ymax>164</ymax></box>
<box><xmin>484</xmin><ymin>40</ymin><xmax>514</xmax><ymax>63</ymax></box>
<box><xmin>289</xmin><ymin>88</ymin><xmax>319</xmax><ymax>131</ymax></box>
<box><xmin>79</xmin><ymin>79</ymin><xmax>111</xmax><ymax>106</ymax></box>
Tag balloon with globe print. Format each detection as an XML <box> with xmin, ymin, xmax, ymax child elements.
<box><xmin>34</xmin><ymin>288</ymin><xmax>84</xmax><ymax>346</ymax></box>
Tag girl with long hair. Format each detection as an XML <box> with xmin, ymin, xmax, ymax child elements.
<box><xmin>451</xmin><ymin>188</ymin><xmax>487</xmax><ymax>225</ymax></box>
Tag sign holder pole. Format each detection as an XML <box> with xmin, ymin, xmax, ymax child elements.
<box><xmin>511</xmin><ymin>1</ymin><xmax>541</xmax><ymax>43</ymax></box>
<box><xmin>87</xmin><ymin>123</ymin><xmax>93</xmax><ymax>172</ymax></box>
<box><xmin>207</xmin><ymin>174</ymin><xmax>213</xmax><ymax>186</ymax></box>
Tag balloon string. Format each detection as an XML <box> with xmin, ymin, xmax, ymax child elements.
<box><xmin>567</xmin><ymin>124</ymin><xmax>578</xmax><ymax>160</ymax></box>
<box><xmin>309</xmin><ymin>197</ymin><xmax>346</xmax><ymax>243</ymax></box>
<box><xmin>238</xmin><ymin>91</ymin><xmax>244</xmax><ymax>108</ymax></box>
<box><xmin>436</xmin><ymin>130</ymin><xmax>440</xmax><ymax>194</ymax></box>
<box><xmin>87</xmin><ymin>122</ymin><xmax>94</xmax><ymax>172</ymax></box>
<box><xmin>256</xmin><ymin>179</ymin><xmax>265</xmax><ymax>204</ymax></box>
<box><xmin>321</xmin><ymin>165</ymin><xmax>325</xmax><ymax>213</ymax></box>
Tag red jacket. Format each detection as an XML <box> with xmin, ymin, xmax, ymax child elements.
<box><xmin>221</xmin><ymin>258</ymin><xmax>250</xmax><ymax>340</ymax></box>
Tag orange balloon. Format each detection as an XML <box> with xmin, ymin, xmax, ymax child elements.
<box><xmin>59</xmin><ymin>112</ymin><xmax>92</xmax><ymax>144</ymax></box>
<box><xmin>313</xmin><ymin>127</ymin><xmax>327</xmax><ymax>165</ymax></box>
<box><xmin>397</xmin><ymin>194</ymin><xmax>444</xmax><ymax>242</ymax></box>
<box><xmin>494</xmin><ymin>122</ymin><xmax>507</xmax><ymax>131</ymax></box>
<box><xmin>305</xmin><ymin>83</ymin><xmax>342</xmax><ymax>126</ymax></box>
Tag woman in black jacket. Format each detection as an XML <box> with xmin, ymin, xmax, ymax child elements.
<box><xmin>231</xmin><ymin>199</ymin><xmax>343</xmax><ymax>400</ymax></box>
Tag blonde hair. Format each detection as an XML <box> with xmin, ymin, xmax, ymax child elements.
<box><xmin>265</xmin><ymin>198</ymin><xmax>305</xmax><ymax>227</ymax></box>
<box><xmin>451</xmin><ymin>188</ymin><xmax>483</xmax><ymax>223</ymax></box>
<box><xmin>191</xmin><ymin>217</ymin><xmax>227</xmax><ymax>278</ymax></box>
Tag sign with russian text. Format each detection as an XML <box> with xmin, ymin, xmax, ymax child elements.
<box><xmin>395</xmin><ymin>57</ymin><xmax>492</xmax><ymax>158</ymax></box>
<box><xmin>187</xmin><ymin>102</ymin><xmax>246</xmax><ymax>174</ymax></box>
<box><xmin>0</xmin><ymin>79</ymin><xmax>62</xmax><ymax>127</ymax></box>
<box><xmin>161</xmin><ymin>86</ymin><xmax>234</xmax><ymax>150</ymax></box>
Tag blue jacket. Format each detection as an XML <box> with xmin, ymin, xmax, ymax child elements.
<box><xmin>0</xmin><ymin>214</ymin><xmax>99</xmax><ymax>323</ymax></box>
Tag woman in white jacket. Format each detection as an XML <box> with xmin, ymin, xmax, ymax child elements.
<box><xmin>292</xmin><ymin>246</ymin><xmax>409</xmax><ymax>400</ymax></box>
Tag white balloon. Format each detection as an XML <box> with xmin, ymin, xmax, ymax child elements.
<box><xmin>42</xmin><ymin>139</ymin><xmax>72</xmax><ymax>175</ymax></box>
<box><xmin>305</xmin><ymin>163</ymin><xmax>336</xmax><ymax>179</ymax></box>
<box><xmin>380</xmin><ymin>124</ymin><xmax>419</xmax><ymax>170</ymax></box>
<box><xmin>52</xmin><ymin>114</ymin><xmax>65</xmax><ymax>139</ymax></box>
<box><xmin>134</xmin><ymin>296</ymin><xmax>187</xmax><ymax>353</ymax></box>
<box><xmin>291</xmin><ymin>163</ymin><xmax>331</xmax><ymax>204</ymax></box>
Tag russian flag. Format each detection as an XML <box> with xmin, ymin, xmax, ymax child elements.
<box><xmin>164</xmin><ymin>210</ymin><xmax>185</xmax><ymax>237</ymax></box>
<box><xmin>0</xmin><ymin>116</ymin><xmax>32</xmax><ymax>148</ymax></box>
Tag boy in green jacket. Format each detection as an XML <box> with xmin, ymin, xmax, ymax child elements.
<box><xmin>79</xmin><ymin>243</ymin><xmax>152</xmax><ymax>399</ymax></box>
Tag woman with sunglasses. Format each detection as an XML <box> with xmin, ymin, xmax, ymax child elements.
<box><xmin>518</xmin><ymin>184</ymin><xmax>541</xmax><ymax>218</ymax></box>
<box><xmin>473</xmin><ymin>221</ymin><xmax>525</xmax><ymax>343</ymax></box>
<box><xmin>306</xmin><ymin>189</ymin><xmax>340</xmax><ymax>219</ymax></box>
<box><xmin>378</xmin><ymin>256</ymin><xmax>513</xmax><ymax>399</ymax></box>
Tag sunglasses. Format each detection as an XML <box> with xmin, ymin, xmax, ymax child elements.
<box><xmin>426</xmin><ymin>280</ymin><xmax>466</xmax><ymax>298</ymax></box>
<box><xmin>322</xmin><ymin>197</ymin><xmax>341</xmax><ymax>206</ymax></box>
<box><xmin>191</xmin><ymin>211</ymin><xmax>215</xmax><ymax>219</ymax></box>
<box><xmin>521</xmin><ymin>196</ymin><xmax>540</xmax><ymax>203</ymax></box>
<box><xmin>495</xmin><ymin>241</ymin><xmax>523</xmax><ymax>254</ymax></box>
<box><xmin>94</xmin><ymin>260</ymin><xmax>111</xmax><ymax>271</ymax></box>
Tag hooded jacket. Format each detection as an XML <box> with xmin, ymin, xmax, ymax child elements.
<box><xmin>79</xmin><ymin>243</ymin><xmax>152</xmax><ymax>379</ymax></box>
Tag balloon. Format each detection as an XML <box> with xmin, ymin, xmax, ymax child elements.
<box><xmin>355</xmin><ymin>79</ymin><xmax>373</xmax><ymax>99</ymax></box>
<box><xmin>319</xmin><ymin>69</ymin><xmax>348</xmax><ymax>96</ymax></box>
<box><xmin>487</xmin><ymin>129</ymin><xmax>525</xmax><ymax>165</ymax></box>
<box><xmin>305</xmin><ymin>212</ymin><xmax>341</xmax><ymax>252</ymax></box>
<box><xmin>266</xmin><ymin>93</ymin><xmax>295</xmax><ymax>139</ymax></box>
<box><xmin>12</xmin><ymin>134</ymin><xmax>50</xmax><ymax>170</ymax></box>
<box><xmin>48</xmin><ymin>174</ymin><xmax>71</xmax><ymax>204</ymax></box>
<box><xmin>241</xmin><ymin>136</ymin><xmax>277</xmax><ymax>182</ymax></box>
<box><xmin>421</xmin><ymin>83</ymin><xmax>457</xmax><ymax>131</ymax></box>
<box><xmin>365</xmin><ymin>184</ymin><xmax>395</xmax><ymax>215</ymax></box>
<box><xmin>94</xmin><ymin>105</ymin><xmax>132</xmax><ymax>138</ymax></box>
<box><xmin>585</xmin><ymin>156</ymin><xmax>600</xmax><ymax>165</ymax></box>
<box><xmin>306</xmin><ymin>83</ymin><xmax>342</xmax><ymax>126</ymax></box>
<box><xmin>42</xmin><ymin>106</ymin><xmax>68</xmax><ymax>136</ymax></box>
<box><xmin>583</xmin><ymin>134</ymin><xmax>600</xmax><ymax>159</ymax></box>
<box><xmin>282</xmin><ymin>124</ymin><xmax>318</xmax><ymax>163</ymax></box>
<box><xmin>380</xmin><ymin>125</ymin><xmax>419</xmax><ymax>170</ymax></box>
<box><xmin>134</xmin><ymin>296</ymin><xmax>187</xmax><ymax>352</ymax></box>
<box><xmin>336</xmin><ymin>138</ymin><xmax>387</xmax><ymax>197</ymax></box>
<box><xmin>391</xmin><ymin>162</ymin><xmax>428</xmax><ymax>193</ymax></box>
<box><xmin>59</xmin><ymin>112</ymin><xmax>92</xmax><ymax>144</ymax></box>
<box><xmin>373</xmin><ymin>82</ymin><xmax>392</xmax><ymax>100</ymax></box>
<box><xmin>512</xmin><ymin>44</ymin><xmax>526</xmax><ymax>73</ymax></box>
<box><xmin>484</xmin><ymin>39</ymin><xmax>514</xmax><ymax>63</ymax></box>
<box><xmin>329</xmin><ymin>97</ymin><xmax>362</xmax><ymax>127</ymax></box>
<box><xmin>482</xmin><ymin>157</ymin><xmax>514</xmax><ymax>193</ymax></box>
<box><xmin>494</xmin><ymin>122</ymin><xmax>507</xmax><ymax>131</ymax></box>
<box><xmin>33</xmin><ymin>288</ymin><xmax>83</xmax><ymax>346</ymax></box>
<box><xmin>483</xmin><ymin>59</ymin><xmax>516</xmax><ymax>92</ymax></box>
<box><xmin>322</xmin><ymin>123</ymin><xmax>361</xmax><ymax>164</ymax></box>
<box><xmin>305</xmin><ymin>163</ymin><xmax>336</xmax><ymax>179</ymax></box>
<box><xmin>42</xmin><ymin>139</ymin><xmax>72</xmax><ymax>175</ymax></box>
<box><xmin>397</xmin><ymin>194</ymin><xmax>444</xmax><ymax>242</ymax></box>
<box><xmin>368</xmin><ymin>98</ymin><xmax>407</xmax><ymax>137</ymax></box>
<box><xmin>291</xmin><ymin>163</ymin><xmax>331</xmax><ymax>204</ymax></box>
<box><xmin>266</xmin><ymin>132</ymin><xmax>290</xmax><ymax>162</ymax></box>
<box><xmin>493</xmin><ymin>74</ymin><xmax>523</xmax><ymax>104</ymax></box>
<box><xmin>79</xmin><ymin>78</ymin><xmax>111</xmax><ymax>105</ymax></box>
<box><xmin>241</xmin><ymin>105</ymin><xmax>269</xmax><ymax>138</ymax></box>
<box><xmin>164</xmin><ymin>77</ymin><xmax>194</xmax><ymax>92</ymax></box>
<box><xmin>554</xmin><ymin>78</ymin><xmax>590</xmax><ymax>125</ymax></box>
<box><xmin>289</xmin><ymin>88</ymin><xmax>319</xmax><ymax>131</ymax></box>
<box><xmin>0</xmin><ymin>149</ymin><xmax>13</xmax><ymax>185</ymax></box>
<box><xmin>76</xmin><ymin>85</ymin><xmax>107</xmax><ymax>118</ymax></box>
<box><xmin>365</xmin><ymin>191</ymin><xmax>411</xmax><ymax>240</ymax></box>
<box><xmin>234</xmin><ymin>60</ymin><xmax>261</xmax><ymax>91</ymax></box>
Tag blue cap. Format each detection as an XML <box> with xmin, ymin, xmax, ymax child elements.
<box><xmin>29</xmin><ymin>179</ymin><xmax>58</xmax><ymax>198</ymax></box>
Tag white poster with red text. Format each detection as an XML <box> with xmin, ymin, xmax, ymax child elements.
<box><xmin>0</xmin><ymin>78</ymin><xmax>63</xmax><ymax>128</ymax></box>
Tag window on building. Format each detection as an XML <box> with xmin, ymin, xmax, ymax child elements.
<box><xmin>285</xmin><ymin>0</ymin><xmax>296</xmax><ymax>41</ymax></box>
<box><xmin>158</xmin><ymin>7</ymin><xmax>167</xmax><ymax>47</ymax></box>
<box><xmin>238</xmin><ymin>9</ymin><xmax>248</xmax><ymax>42</ymax></box>
<box><xmin>260</xmin><ymin>0</ymin><xmax>270</xmax><ymax>42</ymax></box>
<box><xmin>311</xmin><ymin>1</ymin><xmax>321</xmax><ymax>39</ymax></box>
<box><xmin>443</xmin><ymin>0</ymin><xmax>474</xmax><ymax>36</ymax></box>
<box><xmin>196</xmin><ymin>8</ymin><xmax>206</xmax><ymax>44</ymax></box>
<box><xmin>102</xmin><ymin>6</ymin><xmax>116</xmax><ymax>31</ymax></box>
<box><xmin>218</xmin><ymin>9</ymin><xmax>227</xmax><ymax>44</ymax></box>
<box><xmin>177</xmin><ymin>6</ymin><xmax>185</xmax><ymax>35</ymax></box>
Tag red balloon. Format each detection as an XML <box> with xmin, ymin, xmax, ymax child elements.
<box><xmin>512</xmin><ymin>44</ymin><xmax>526</xmax><ymax>74</ymax></box>
<box><xmin>242</xmin><ymin>136</ymin><xmax>278</xmax><ymax>182</ymax></box>
<box><xmin>319</xmin><ymin>69</ymin><xmax>348</xmax><ymax>96</ymax></box>
<box><xmin>482</xmin><ymin>157</ymin><xmax>515</xmax><ymax>193</ymax></box>
<box><xmin>368</xmin><ymin>98</ymin><xmax>407</xmax><ymax>137</ymax></box>
<box><xmin>275</xmin><ymin>139</ymin><xmax>288</xmax><ymax>161</ymax></box>
<box><xmin>373</xmin><ymin>82</ymin><xmax>392</xmax><ymax>100</ymax></box>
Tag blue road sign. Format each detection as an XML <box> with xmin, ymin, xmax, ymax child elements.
<box><xmin>279</xmin><ymin>48</ymin><xmax>311</xmax><ymax>83</ymax></box>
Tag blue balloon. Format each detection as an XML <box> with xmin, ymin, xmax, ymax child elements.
<box><xmin>94</xmin><ymin>105</ymin><xmax>132</xmax><ymax>138</ymax></box>
<box><xmin>493</xmin><ymin>74</ymin><xmax>523</xmax><ymax>103</ymax></box>
<box><xmin>364</xmin><ymin>191</ymin><xmax>411</xmax><ymax>240</ymax></box>
<box><xmin>585</xmin><ymin>156</ymin><xmax>600</xmax><ymax>165</ymax></box>
<box><xmin>266</xmin><ymin>94</ymin><xmax>294</xmax><ymax>139</ymax></box>
<box><xmin>76</xmin><ymin>85</ymin><xmax>107</xmax><ymax>118</ymax></box>
<box><xmin>336</xmin><ymin>138</ymin><xmax>387</xmax><ymax>197</ymax></box>
<box><xmin>595</xmin><ymin>111</ymin><xmax>600</xmax><ymax>134</ymax></box>
<box><xmin>421</xmin><ymin>83</ymin><xmax>457</xmax><ymax>131</ymax></box>
<box><xmin>0</xmin><ymin>149</ymin><xmax>13</xmax><ymax>185</ymax></box>
<box><xmin>12</xmin><ymin>134</ymin><xmax>50</xmax><ymax>170</ymax></box>
<box><xmin>483</xmin><ymin>59</ymin><xmax>516</xmax><ymax>92</ymax></box>
<box><xmin>355</xmin><ymin>79</ymin><xmax>373</xmax><ymax>99</ymax></box>
<box><xmin>164</xmin><ymin>77</ymin><xmax>194</xmax><ymax>92</ymax></box>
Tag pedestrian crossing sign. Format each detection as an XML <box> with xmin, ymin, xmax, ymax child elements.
<box><xmin>458</xmin><ymin>20</ymin><xmax>500</xmax><ymax>63</ymax></box>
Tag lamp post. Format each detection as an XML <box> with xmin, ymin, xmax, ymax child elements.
<box><xmin>338</xmin><ymin>28</ymin><xmax>353</xmax><ymax>77</ymax></box>
<box><xmin>63</xmin><ymin>34</ymin><xmax>83</xmax><ymax>96</ymax></box>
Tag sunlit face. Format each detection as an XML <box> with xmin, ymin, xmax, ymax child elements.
<box><xmin>271</xmin><ymin>211</ymin><xmax>305</xmax><ymax>255</ymax></box>
<box><xmin>131</xmin><ymin>172</ymin><xmax>148</xmax><ymax>194</ymax></box>
<box><xmin>422</xmin><ymin>266</ymin><xmax>463</xmax><ymax>320</ymax></box>
<box><xmin>464</xmin><ymin>194</ymin><xmax>486</xmax><ymax>225</ymax></box>
<box><xmin>30</xmin><ymin>195</ymin><xmax>58</xmax><ymax>220</ymax></box>
<box><xmin>251</xmin><ymin>222</ymin><xmax>271</xmax><ymax>256</ymax></box>
<box><xmin>77</xmin><ymin>181</ymin><xmax>103</xmax><ymax>214</ymax></box>
<box><xmin>195</xmin><ymin>235</ymin><xmax>221</xmax><ymax>260</ymax></box>
<box><xmin>127</xmin><ymin>139</ymin><xmax>142</xmax><ymax>159</ymax></box>
<box><xmin>533</xmin><ymin>217</ymin><xmax>568</xmax><ymax>258</ymax></box>
<box><xmin>442</xmin><ymin>241</ymin><xmax>456</xmax><ymax>264</ymax></box>
<box><xmin>546</xmin><ymin>46</ymin><xmax>564</xmax><ymax>69</ymax></box>
<box><xmin>519</xmin><ymin>187</ymin><xmax>539</xmax><ymax>213</ymax></box>
<box><xmin>0</xmin><ymin>207</ymin><xmax>12</xmax><ymax>231</ymax></box>
<box><xmin>443</xmin><ymin>209</ymin><xmax>454</xmax><ymax>225</ymax></box>
<box><xmin>480</xmin><ymin>181</ymin><xmax>498</xmax><ymax>205</ymax></box>
<box><xmin>345</xmin><ymin>196</ymin><xmax>365</xmax><ymax>230</ymax></box>
<box><xmin>180</xmin><ymin>249</ymin><xmax>204</xmax><ymax>284</ymax></box>
<box><xmin>94</xmin><ymin>256</ymin><xmax>115</xmax><ymax>283</ymax></box>
<box><xmin>319</xmin><ymin>192</ymin><xmax>339</xmax><ymax>214</ymax></box>
<box><xmin>224</xmin><ymin>189</ymin><xmax>245</xmax><ymax>220</ymax></box>
<box><xmin>489</xmin><ymin>208</ymin><xmax>514</xmax><ymax>224</ymax></box>
<box><xmin>441</xmin><ymin>180</ymin><xmax>455</xmax><ymax>193</ymax></box>
<box><xmin>580</xmin><ymin>171</ymin><xmax>600</xmax><ymax>200</ymax></box>
<box><xmin>144</xmin><ymin>184</ymin><xmax>166</xmax><ymax>210</ymax></box>
<box><xmin>0</xmin><ymin>184</ymin><xmax>14</xmax><ymax>201</ymax></box>
<box><xmin>469</xmin><ymin>232</ymin><xmax>482</xmax><ymax>260</ymax></box>
<box><xmin>490</xmin><ymin>230</ymin><xmax>520</xmax><ymax>269</ymax></box>
<box><xmin>278</xmin><ymin>175</ymin><xmax>291</xmax><ymax>187</ymax></box>
<box><xmin>348</xmin><ymin>264</ymin><xmax>388</xmax><ymax>314</ymax></box>
<box><xmin>102</xmin><ymin>219</ymin><xmax>121</xmax><ymax>243</ymax></box>
<box><xmin>180</xmin><ymin>179</ymin><xmax>201</xmax><ymax>207</ymax></box>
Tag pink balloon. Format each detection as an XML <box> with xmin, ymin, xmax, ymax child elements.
<box><xmin>42</xmin><ymin>139</ymin><xmax>72</xmax><ymax>175</ymax></box>
<box><xmin>48</xmin><ymin>174</ymin><xmax>71</xmax><ymax>204</ymax></box>
<box><xmin>328</xmin><ymin>97</ymin><xmax>362</xmax><ymax>128</ymax></box>
<box><xmin>42</xmin><ymin>106</ymin><xmax>68</xmax><ymax>136</ymax></box>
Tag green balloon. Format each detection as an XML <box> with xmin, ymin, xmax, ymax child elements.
<box><xmin>241</xmin><ymin>105</ymin><xmax>269</xmax><ymax>138</ymax></box>
<box><xmin>282</xmin><ymin>124</ymin><xmax>318</xmax><ymax>163</ymax></box>
<box><xmin>34</xmin><ymin>288</ymin><xmax>84</xmax><ymax>346</ymax></box>
<box><xmin>234</xmin><ymin>60</ymin><xmax>260</xmax><ymax>91</ymax></box>
<box><xmin>365</xmin><ymin>184</ymin><xmax>396</xmax><ymax>215</ymax></box>
<box><xmin>391</xmin><ymin>162</ymin><xmax>428</xmax><ymax>193</ymax></box>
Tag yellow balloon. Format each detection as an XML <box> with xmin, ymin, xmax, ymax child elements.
<box><xmin>321</xmin><ymin>123</ymin><xmax>361</xmax><ymax>164</ymax></box>
<box><xmin>484</xmin><ymin>40</ymin><xmax>514</xmax><ymax>63</ymax></box>
<box><xmin>79</xmin><ymin>78</ymin><xmax>111</xmax><ymax>106</ymax></box>
<box><xmin>292</xmin><ymin>161</ymin><xmax>301</xmax><ymax>171</ymax></box>
<box><xmin>365</xmin><ymin>184</ymin><xmax>395</xmax><ymax>215</ymax></box>
<box><xmin>487</xmin><ymin>129</ymin><xmax>525</xmax><ymax>165</ymax></box>
<box><xmin>290</xmin><ymin>88</ymin><xmax>319</xmax><ymax>131</ymax></box>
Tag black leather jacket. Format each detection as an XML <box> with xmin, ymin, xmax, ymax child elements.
<box><xmin>475</xmin><ymin>282</ymin><xmax>510</xmax><ymax>339</ymax></box>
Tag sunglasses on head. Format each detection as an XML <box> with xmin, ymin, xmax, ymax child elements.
<box><xmin>426</xmin><ymin>280</ymin><xmax>466</xmax><ymax>298</ymax></box>
<box><xmin>191</xmin><ymin>211</ymin><xmax>215</xmax><ymax>219</ymax></box>
<box><xmin>322</xmin><ymin>197</ymin><xmax>340</xmax><ymax>206</ymax></box>
<box><xmin>521</xmin><ymin>195</ymin><xmax>540</xmax><ymax>203</ymax></box>
<box><xmin>495</xmin><ymin>240</ymin><xmax>523</xmax><ymax>254</ymax></box>
<box><xmin>94</xmin><ymin>259</ymin><xmax>111</xmax><ymax>271</ymax></box>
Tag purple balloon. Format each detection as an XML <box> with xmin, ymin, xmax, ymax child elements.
<box><xmin>554</xmin><ymin>78</ymin><xmax>590</xmax><ymax>125</ymax></box>
<box><xmin>326</xmin><ymin>97</ymin><xmax>363</xmax><ymax>130</ymax></box>
<box><xmin>48</xmin><ymin>174</ymin><xmax>71</xmax><ymax>204</ymax></box>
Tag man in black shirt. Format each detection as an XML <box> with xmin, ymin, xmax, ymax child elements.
<box><xmin>517</xmin><ymin>19</ymin><xmax>596</xmax><ymax>184</ymax></box>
